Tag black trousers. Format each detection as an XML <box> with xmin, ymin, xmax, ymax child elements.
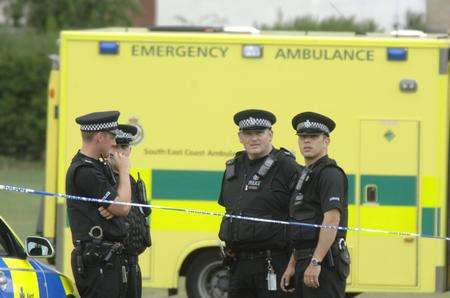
<box><xmin>71</xmin><ymin>249</ymin><xmax>127</xmax><ymax>298</ymax></box>
<box><xmin>294</xmin><ymin>257</ymin><xmax>346</xmax><ymax>298</ymax></box>
<box><xmin>126</xmin><ymin>255</ymin><xmax>142</xmax><ymax>298</ymax></box>
<box><xmin>228</xmin><ymin>253</ymin><xmax>294</xmax><ymax>298</ymax></box>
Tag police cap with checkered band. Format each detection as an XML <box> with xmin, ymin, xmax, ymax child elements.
<box><xmin>292</xmin><ymin>112</ymin><xmax>335</xmax><ymax>136</ymax></box>
<box><xmin>115</xmin><ymin>124</ymin><xmax>138</xmax><ymax>145</ymax></box>
<box><xmin>233</xmin><ymin>109</ymin><xmax>276</xmax><ymax>131</ymax></box>
<box><xmin>75</xmin><ymin>111</ymin><xmax>120</xmax><ymax>133</ymax></box>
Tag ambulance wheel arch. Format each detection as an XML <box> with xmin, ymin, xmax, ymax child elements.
<box><xmin>179</xmin><ymin>247</ymin><xmax>227</xmax><ymax>298</ymax></box>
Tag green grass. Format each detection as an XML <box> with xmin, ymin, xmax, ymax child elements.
<box><xmin>0</xmin><ymin>157</ymin><xmax>45</xmax><ymax>241</ymax></box>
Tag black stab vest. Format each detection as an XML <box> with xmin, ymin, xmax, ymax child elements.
<box><xmin>289</xmin><ymin>156</ymin><xmax>348</xmax><ymax>248</ymax></box>
<box><xmin>121</xmin><ymin>174</ymin><xmax>152</xmax><ymax>255</ymax></box>
<box><xmin>218</xmin><ymin>149</ymin><xmax>293</xmax><ymax>250</ymax></box>
<box><xmin>66</xmin><ymin>155</ymin><xmax>127</xmax><ymax>244</ymax></box>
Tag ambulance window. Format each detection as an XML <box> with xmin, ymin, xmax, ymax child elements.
<box><xmin>365</xmin><ymin>185</ymin><xmax>378</xmax><ymax>203</ymax></box>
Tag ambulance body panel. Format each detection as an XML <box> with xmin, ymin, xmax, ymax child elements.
<box><xmin>45</xmin><ymin>28</ymin><xmax>450</xmax><ymax>294</ymax></box>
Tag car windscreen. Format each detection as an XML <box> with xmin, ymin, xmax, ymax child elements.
<box><xmin>0</xmin><ymin>219</ymin><xmax>26</xmax><ymax>258</ymax></box>
<box><xmin>0</xmin><ymin>232</ymin><xmax>10</xmax><ymax>256</ymax></box>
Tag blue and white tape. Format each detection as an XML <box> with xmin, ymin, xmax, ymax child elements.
<box><xmin>0</xmin><ymin>183</ymin><xmax>449</xmax><ymax>241</ymax></box>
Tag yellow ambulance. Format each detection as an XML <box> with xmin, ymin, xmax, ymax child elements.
<box><xmin>43</xmin><ymin>26</ymin><xmax>450</xmax><ymax>296</ymax></box>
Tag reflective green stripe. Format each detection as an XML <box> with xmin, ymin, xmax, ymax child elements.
<box><xmin>152</xmin><ymin>169</ymin><xmax>222</xmax><ymax>200</ymax></box>
<box><xmin>151</xmin><ymin>169</ymin><xmax>356</xmax><ymax>203</ymax></box>
<box><xmin>360</xmin><ymin>175</ymin><xmax>416</xmax><ymax>206</ymax></box>
<box><xmin>422</xmin><ymin>207</ymin><xmax>440</xmax><ymax>236</ymax></box>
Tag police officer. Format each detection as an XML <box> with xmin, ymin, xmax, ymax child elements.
<box><xmin>100</xmin><ymin>124</ymin><xmax>151</xmax><ymax>298</ymax></box>
<box><xmin>280</xmin><ymin>112</ymin><xmax>350</xmax><ymax>298</ymax></box>
<box><xmin>218</xmin><ymin>109</ymin><xmax>299</xmax><ymax>298</ymax></box>
<box><xmin>66</xmin><ymin>111</ymin><xmax>131</xmax><ymax>298</ymax></box>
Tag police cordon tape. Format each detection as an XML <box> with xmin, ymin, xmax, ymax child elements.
<box><xmin>1</xmin><ymin>183</ymin><xmax>449</xmax><ymax>241</ymax></box>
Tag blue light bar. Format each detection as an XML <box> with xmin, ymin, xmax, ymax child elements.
<box><xmin>387</xmin><ymin>48</ymin><xmax>407</xmax><ymax>61</ymax></box>
<box><xmin>99</xmin><ymin>42</ymin><xmax>119</xmax><ymax>55</ymax></box>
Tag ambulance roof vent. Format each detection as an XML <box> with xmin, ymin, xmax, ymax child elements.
<box><xmin>148</xmin><ymin>25</ymin><xmax>260</xmax><ymax>34</ymax></box>
<box><xmin>390</xmin><ymin>29</ymin><xmax>427</xmax><ymax>38</ymax></box>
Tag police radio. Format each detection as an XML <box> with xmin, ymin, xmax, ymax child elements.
<box><xmin>100</xmin><ymin>154</ymin><xmax>117</xmax><ymax>185</ymax></box>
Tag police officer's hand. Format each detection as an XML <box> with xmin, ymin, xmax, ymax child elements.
<box><xmin>303</xmin><ymin>263</ymin><xmax>321</xmax><ymax>288</ymax></box>
<box><xmin>280</xmin><ymin>263</ymin><xmax>296</xmax><ymax>292</ymax></box>
<box><xmin>111</xmin><ymin>151</ymin><xmax>130</xmax><ymax>173</ymax></box>
<box><xmin>98</xmin><ymin>206</ymin><xmax>114</xmax><ymax>219</ymax></box>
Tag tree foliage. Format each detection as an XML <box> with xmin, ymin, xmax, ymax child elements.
<box><xmin>404</xmin><ymin>11</ymin><xmax>426</xmax><ymax>31</ymax></box>
<box><xmin>262</xmin><ymin>15</ymin><xmax>379</xmax><ymax>34</ymax></box>
<box><xmin>0</xmin><ymin>0</ymin><xmax>143</xmax><ymax>159</ymax></box>
<box><xmin>0</xmin><ymin>28</ymin><xmax>57</xmax><ymax>159</ymax></box>
<box><xmin>3</xmin><ymin>0</ymin><xmax>141</xmax><ymax>32</ymax></box>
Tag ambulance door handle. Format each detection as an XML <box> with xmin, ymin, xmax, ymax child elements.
<box><xmin>365</xmin><ymin>185</ymin><xmax>378</xmax><ymax>204</ymax></box>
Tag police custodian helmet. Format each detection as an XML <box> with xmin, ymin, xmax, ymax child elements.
<box><xmin>292</xmin><ymin>111</ymin><xmax>336</xmax><ymax>136</ymax></box>
<box><xmin>233</xmin><ymin>109</ymin><xmax>276</xmax><ymax>131</ymax></box>
<box><xmin>115</xmin><ymin>124</ymin><xmax>138</xmax><ymax>145</ymax></box>
<box><xmin>75</xmin><ymin>111</ymin><xmax>120</xmax><ymax>133</ymax></box>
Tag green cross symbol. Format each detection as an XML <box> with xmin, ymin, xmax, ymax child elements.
<box><xmin>384</xmin><ymin>130</ymin><xmax>396</xmax><ymax>142</ymax></box>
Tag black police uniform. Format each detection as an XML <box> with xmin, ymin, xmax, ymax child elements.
<box><xmin>289</xmin><ymin>112</ymin><xmax>350</xmax><ymax>298</ymax></box>
<box><xmin>115</xmin><ymin>124</ymin><xmax>152</xmax><ymax>298</ymax></box>
<box><xmin>66</xmin><ymin>111</ymin><xmax>129</xmax><ymax>298</ymax></box>
<box><xmin>218</xmin><ymin>109</ymin><xmax>298</xmax><ymax>298</ymax></box>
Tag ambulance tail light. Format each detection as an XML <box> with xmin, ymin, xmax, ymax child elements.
<box><xmin>99</xmin><ymin>42</ymin><xmax>119</xmax><ymax>55</ymax></box>
<box><xmin>387</xmin><ymin>48</ymin><xmax>407</xmax><ymax>61</ymax></box>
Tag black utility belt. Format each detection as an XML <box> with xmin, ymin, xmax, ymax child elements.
<box><xmin>79</xmin><ymin>239</ymin><xmax>123</xmax><ymax>246</ymax></box>
<box><xmin>293</xmin><ymin>238</ymin><xmax>348</xmax><ymax>263</ymax></box>
<box><xmin>82</xmin><ymin>241</ymin><xmax>125</xmax><ymax>260</ymax></box>
<box><xmin>293</xmin><ymin>247</ymin><xmax>336</xmax><ymax>267</ymax></box>
<box><xmin>74</xmin><ymin>239</ymin><xmax>126</xmax><ymax>276</ymax></box>
<box><xmin>235</xmin><ymin>248</ymin><xmax>286</xmax><ymax>260</ymax></box>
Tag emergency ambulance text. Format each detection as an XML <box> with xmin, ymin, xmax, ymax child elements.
<box><xmin>275</xmin><ymin>47</ymin><xmax>374</xmax><ymax>61</ymax></box>
<box><xmin>131</xmin><ymin>44</ymin><xmax>229</xmax><ymax>58</ymax></box>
